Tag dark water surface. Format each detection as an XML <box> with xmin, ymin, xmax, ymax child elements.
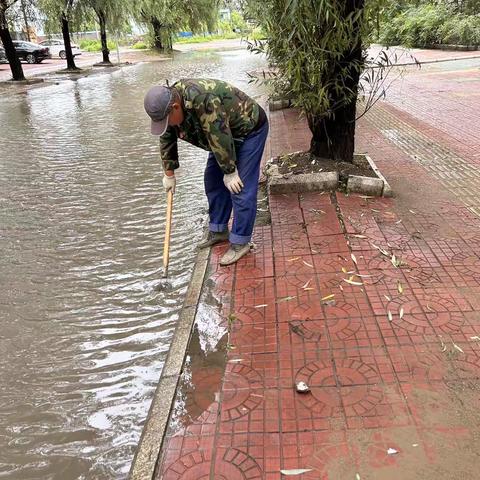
<box><xmin>0</xmin><ymin>49</ymin><xmax>266</xmax><ymax>479</ymax></box>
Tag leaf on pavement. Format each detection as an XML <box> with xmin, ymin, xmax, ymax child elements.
<box><xmin>280</xmin><ymin>469</ymin><xmax>314</xmax><ymax>475</ymax></box>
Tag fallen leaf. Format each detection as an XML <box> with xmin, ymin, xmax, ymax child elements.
<box><xmin>399</xmin><ymin>307</ymin><xmax>404</xmax><ymax>319</ymax></box>
<box><xmin>280</xmin><ymin>469</ymin><xmax>314</xmax><ymax>476</ymax></box>
<box><xmin>254</xmin><ymin>304</ymin><xmax>268</xmax><ymax>308</ymax></box>
<box><xmin>339</xmin><ymin>285</ymin><xmax>344</xmax><ymax>291</ymax></box>
<box><xmin>287</xmin><ymin>257</ymin><xmax>300</xmax><ymax>262</ymax></box>
<box><xmin>371</xmin><ymin>243</ymin><xmax>390</xmax><ymax>256</ymax></box>
<box><xmin>396</xmin><ymin>219</ymin><xmax>403</xmax><ymax>224</ymax></box>
<box><xmin>387</xmin><ymin>448</ymin><xmax>399</xmax><ymax>455</ymax></box>
<box><xmin>276</xmin><ymin>296</ymin><xmax>296</xmax><ymax>304</ymax></box>
<box><xmin>385</xmin><ymin>295</ymin><xmax>391</xmax><ymax>301</ymax></box>
<box><xmin>351</xmin><ymin>234</ymin><xmax>367</xmax><ymax>239</ymax></box>
<box><xmin>356</xmin><ymin>474</ymin><xmax>361</xmax><ymax>480</ymax></box>
<box><xmin>321</xmin><ymin>294</ymin><xmax>335</xmax><ymax>301</ymax></box>
<box><xmin>343</xmin><ymin>278</ymin><xmax>363</xmax><ymax>286</ymax></box>
<box><xmin>391</xmin><ymin>254</ymin><xmax>398</xmax><ymax>267</ymax></box>
<box><xmin>301</xmin><ymin>279</ymin><xmax>312</xmax><ymax>289</ymax></box>
<box><xmin>388</xmin><ymin>310</ymin><xmax>393</xmax><ymax>321</ymax></box>
<box><xmin>470</xmin><ymin>336</ymin><xmax>480</xmax><ymax>341</ymax></box>
<box><xmin>412</xmin><ymin>444</ymin><xmax>419</xmax><ymax>447</ymax></box>
<box><xmin>409</xmin><ymin>209</ymin><xmax>416</xmax><ymax>214</ymax></box>
<box><xmin>228</xmin><ymin>359</ymin><xmax>244</xmax><ymax>363</ymax></box>
<box><xmin>398</xmin><ymin>281</ymin><xmax>404</xmax><ymax>294</ymax></box>
<box><xmin>351</xmin><ymin>253</ymin><xmax>358</xmax><ymax>265</ymax></box>
<box><xmin>342</xmin><ymin>267</ymin><xmax>348</xmax><ymax>273</ymax></box>
<box><xmin>303</xmin><ymin>260</ymin><xmax>313</xmax><ymax>268</ymax></box>
<box><xmin>453</xmin><ymin>343</ymin><xmax>464</xmax><ymax>353</ymax></box>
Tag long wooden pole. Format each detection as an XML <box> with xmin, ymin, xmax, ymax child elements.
<box><xmin>163</xmin><ymin>190</ymin><xmax>173</xmax><ymax>277</ymax></box>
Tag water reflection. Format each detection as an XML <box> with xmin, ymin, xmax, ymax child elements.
<box><xmin>0</xmin><ymin>49</ymin><xmax>266</xmax><ymax>478</ymax></box>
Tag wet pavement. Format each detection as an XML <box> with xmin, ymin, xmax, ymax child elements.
<box><xmin>156</xmin><ymin>53</ymin><xmax>480</xmax><ymax>478</ymax></box>
<box><xmin>0</xmin><ymin>49</ymin><xmax>266</xmax><ymax>479</ymax></box>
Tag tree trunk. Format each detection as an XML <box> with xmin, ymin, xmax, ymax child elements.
<box><xmin>151</xmin><ymin>16</ymin><xmax>163</xmax><ymax>50</ymax></box>
<box><xmin>20</xmin><ymin>0</ymin><xmax>30</xmax><ymax>41</ymax></box>
<box><xmin>61</xmin><ymin>13</ymin><xmax>78</xmax><ymax>70</ymax></box>
<box><xmin>0</xmin><ymin>7</ymin><xmax>25</xmax><ymax>81</ymax></box>
<box><xmin>98</xmin><ymin>9</ymin><xmax>110</xmax><ymax>64</ymax></box>
<box><xmin>308</xmin><ymin>1</ymin><xmax>365</xmax><ymax>163</ymax></box>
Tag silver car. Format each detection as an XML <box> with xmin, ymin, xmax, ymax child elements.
<box><xmin>39</xmin><ymin>39</ymin><xmax>82</xmax><ymax>59</ymax></box>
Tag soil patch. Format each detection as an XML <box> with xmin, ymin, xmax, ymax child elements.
<box><xmin>273</xmin><ymin>151</ymin><xmax>378</xmax><ymax>180</ymax></box>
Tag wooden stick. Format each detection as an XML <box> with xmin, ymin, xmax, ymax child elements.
<box><xmin>163</xmin><ymin>189</ymin><xmax>173</xmax><ymax>276</ymax></box>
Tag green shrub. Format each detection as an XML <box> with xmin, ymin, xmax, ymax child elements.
<box><xmin>79</xmin><ymin>39</ymin><xmax>116</xmax><ymax>52</ymax></box>
<box><xmin>132</xmin><ymin>41</ymin><xmax>148</xmax><ymax>49</ymax></box>
<box><xmin>378</xmin><ymin>4</ymin><xmax>480</xmax><ymax>47</ymax></box>
<box><xmin>438</xmin><ymin>15</ymin><xmax>480</xmax><ymax>45</ymax></box>
<box><xmin>173</xmin><ymin>32</ymin><xmax>240</xmax><ymax>44</ymax></box>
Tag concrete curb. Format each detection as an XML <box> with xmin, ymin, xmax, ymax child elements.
<box><xmin>267</xmin><ymin>164</ymin><xmax>339</xmax><ymax>194</ymax></box>
<box><xmin>128</xmin><ymin>248</ymin><xmax>210</xmax><ymax>480</ymax></box>
<box><xmin>266</xmin><ymin>154</ymin><xmax>392</xmax><ymax>197</ymax></box>
<box><xmin>348</xmin><ymin>154</ymin><xmax>393</xmax><ymax>197</ymax></box>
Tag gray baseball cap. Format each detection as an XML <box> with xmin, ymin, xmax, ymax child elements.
<box><xmin>144</xmin><ymin>85</ymin><xmax>173</xmax><ymax>136</ymax></box>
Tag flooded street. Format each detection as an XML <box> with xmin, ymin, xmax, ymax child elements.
<box><xmin>0</xmin><ymin>49</ymin><xmax>266</xmax><ymax>479</ymax></box>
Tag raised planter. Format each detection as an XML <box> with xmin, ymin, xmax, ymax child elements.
<box><xmin>266</xmin><ymin>153</ymin><xmax>393</xmax><ymax>197</ymax></box>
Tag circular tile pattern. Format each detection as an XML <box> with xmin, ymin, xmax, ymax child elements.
<box><xmin>283</xmin><ymin>273</ymin><xmax>316</xmax><ymax>289</ymax></box>
<box><xmin>225</xmin><ymin>306</ymin><xmax>264</xmax><ymax>329</ymax></box>
<box><xmin>296</xmin><ymin>358</ymin><xmax>380</xmax><ymax>387</ymax></box>
<box><xmin>163</xmin><ymin>448</ymin><xmax>262</xmax><ymax>479</ymax></box>
<box><xmin>451</xmin><ymin>252</ymin><xmax>480</xmax><ymax>276</ymax></box>
<box><xmin>222</xmin><ymin>364</ymin><xmax>263</xmax><ymax>420</ymax></box>
<box><xmin>335</xmin><ymin>358</ymin><xmax>380</xmax><ymax>386</ymax></box>
<box><xmin>341</xmin><ymin>384</ymin><xmax>383</xmax><ymax>413</ymax></box>
<box><xmin>327</xmin><ymin>317</ymin><xmax>363</xmax><ymax>341</ymax></box>
<box><xmin>323</xmin><ymin>301</ymin><xmax>360</xmax><ymax>319</ymax></box>
<box><xmin>289</xmin><ymin>320</ymin><xmax>325</xmax><ymax>341</ymax></box>
<box><xmin>368</xmin><ymin>254</ymin><xmax>433</xmax><ymax>281</ymax></box>
<box><xmin>184</xmin><ymin>366</ymin><xmax>222</xmax><ymax>423</ymax></box>
<box><xmin>295</xmin><ymin>360</ymin><xmax>336</xmax><ymax>387</ymax></box>
<box><xmin>290</xmin><ymin>300</ymin><xmax>324</xmax><ymax>321</ymax></box>
<box><xmin>386</xmin><ymin>297</ymin><xmax>432</xmax><ymax>333</ymax></box>
<box><xmin>379</xmin><ymin>225</ymin><xmax>411</xmax><ymax>244</ymax></box>
<box><xmin>212</xmin><ymin>273</ymin><xmax>233</xmax><ymax>296</ymax></box>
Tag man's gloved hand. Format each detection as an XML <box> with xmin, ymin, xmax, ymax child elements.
<box><xmin>163</xmin><ymin>173</ymin><xmax>176</xmax><ymax>193</ymax></box>
<box><xmin>223</xmin><ymin>169</ymin><xmax>244</xmax><ymax>194</ymax></box>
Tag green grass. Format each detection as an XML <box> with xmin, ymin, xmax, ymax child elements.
<box><xmin>173</xmin><ymin>33</ymin><xmax>240</xmax><ymax>44</ymax></box>
<box><xmin>79</xmin><ymin>39</ymin><xmax>116</xmax><ymax>52</ymax></box>
<box><xmin>132</xmin><ymin>41</ymin><xmax>148</xmax><ymax>49</ymax></box>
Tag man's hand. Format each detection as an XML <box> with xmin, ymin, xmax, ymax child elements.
<box><xmin>163</xmin><ymin>172</ymin><xmax>176</xmax><ymax>193</ymax></box>
<box><xmin>223</xmin><ymin>169</ymin><xmax>244</xmax><ymax>194</ymax></box>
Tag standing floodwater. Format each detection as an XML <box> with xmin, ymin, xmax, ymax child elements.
<box><xmin>0</xmin><ymin>49</ymin><xmax>266</xmax><ymax>479</ymax></box>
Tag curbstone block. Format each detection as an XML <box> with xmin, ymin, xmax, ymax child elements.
<box><xmin>347</xmin><ymin>175</ymin><xmax>384</xmax><ymax>196</ymax></box>
<box><xmin>269</xmin><ymin>171</ymin><xmax>339</xmax><ymax>194</ymax></box>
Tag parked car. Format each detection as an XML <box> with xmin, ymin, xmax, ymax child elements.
<box><xmin>0</xmin><ymin>46</ymin><xmax>7</xmax><ymax>64</ymax></box>
<box><xmin>12</xmin><ymin>41</ymin><xmax>51</xmax><ymax>64</ymax></box>
<box><xmin>39</xmin><ymin>39</ymin><xmax>81</xmax><ymax>59</ymax></box>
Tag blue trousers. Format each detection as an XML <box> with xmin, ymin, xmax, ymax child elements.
<box><xmin>204</xmin><ymin>121</ymin><xmax>269</xmax><ymax>244</ymax></box>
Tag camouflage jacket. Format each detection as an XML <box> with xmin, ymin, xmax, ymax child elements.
<box><xmin>159</xmin><ymin>79</ymin><xmax>261</xmax><ymax>175</ymax></box>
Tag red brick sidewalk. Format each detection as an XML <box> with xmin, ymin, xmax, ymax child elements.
<box><xmin>155</xmin><ymin>63</ymin><xmax>480</xmax><ymax>479</ymax></box>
